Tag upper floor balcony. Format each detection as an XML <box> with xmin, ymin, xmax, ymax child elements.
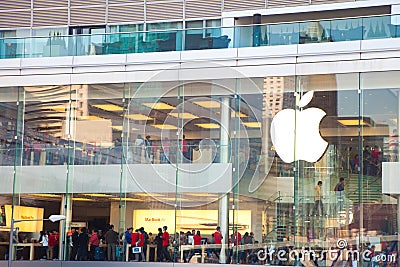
<box><xmin>1</xmin><ymin>14</ymin><xmax>400</xmax><ymax>59</ymax></box>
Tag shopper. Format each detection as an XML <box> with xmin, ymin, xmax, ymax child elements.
<box><xmin>136</xmin><ymin>228</ymin><xmax>146</xmax><ymax>261</ymax></box>
<box><xmin>134</xmin><ymin>135</ymin><xmax>144</xmax><ymax>163</ymax></box>
<box><xmin>187</xmin><ymin>230</ymin><xmax>202</xmax><ymax>262</ymax></box>
<box><xmin>69</xmin><ymin>228</ymin><xmax>79</xmax><ymax>260</ymax></box>
<box><xmin>313</xmin><ymin>181</ymin><xmax>324</xmax><ymax>216</ymax></box>
<box><xmin>124</xmin><ymin>228</ymin><xmax>133</xmax><ymax>261</ymax></box>
<box><xmin>105</xmin><ymin>225</ymin><xmax>118</xmax><ymax>261</ymax></box>
<box><xmin>48</xmin><ymin>229</ymin><xmax>59</xmax><ymax>260</ymax></box>
<box><xmin>214</xmin><ymin>226</ymin><xmax>223</xmax><ymax>258</ymax></box>
<box><xmin>145</xmin><ymin>136</ymin><xmax>153</xmax><ymax>162</ymax></box>
<box><xmin>77</xmin><ymin>228</ymin><xmax>89</xmax><ymax>261</ymax></box>
<box><xmin>89</xmin><ymin>229</ymin><xmax>99</xmax><ymax>260</ymax></box>
<box><xmin>39</xmin><ymin>230</ymin><xmax>48</xmax><ymax>260</ymax></box>
<box><xmin>334</xmin><ymin>177</ymin><xmax>345</xmax><ymax>212</ymax></box>
<box><xmin>161</xmin><ymin>226</ymin><xmax>171</xmax><ymax>262</ymax></box>
<box><xmin>140</xmin><ymin>227</ymin><xmax>149</xmax><ymax>260</ymax></box>
<box><xmin>156</xmin><ymin>228</ymin><xmax>163</xmax><ymax>261</ymax></box>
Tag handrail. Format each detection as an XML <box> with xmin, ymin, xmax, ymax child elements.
<box><xmin>0</xmin><ymin>13</ymin><xmax>396</xmax><ymax>40</ymax></box>
<box><xmin>347</xmin><ymin>174</ymin><xmax>382</xmax><ymax>199</ymax></box>
<box><xmin>0</xmin><ymin>13</ymin><xmax>399</xmax><ymax>59</ymax></box>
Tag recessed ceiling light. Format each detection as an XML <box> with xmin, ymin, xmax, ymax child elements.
<box><xmin>142</xmin><ymin>103</ymin><xmax>175</xmax><ymax>110</ymax></box>
<box><xmin>169</xmin><ymin>113</ymin><xmax>199</xmax><ymax>119</ymax></box>
<box><xmin>83</xmin><ymin>194</ymin><xmax>113</xmax><ymax>197</ymax></box>
<box><xmin>242</xmin><ymin>122</ymin><xmax>261</xmax><ymax>128</ymax></box>
<box><xmin>125</xmin><ymin>114</ymin><xmax>152</xmax><ymax>120</ymax></box>
<box><xmin>112</xmin><ymin>126</ymin><xmax>123</xmax><ymax>131</ymax></box>
<box><xmin>232</xmin><ymin>111</ymin><xmax>247</xmax><ymax>118</ymax></box>
<box><xmin>194</xmin><ymin>101</ymin><xmax>221</xmax><ymax>108</ymax></box>
<box><xmin>195</xmin><ymin>123</ymin><xmax>220</xmax><ymax>129</ymax></box>
<box><xmin>92</xmin><ymin>104</ymin><xmax>123</xmax><ymax>111</ymax></box>
<box><xmin>72</xmin><ymin>197</ymin><xmax>95</xmax><ymax>202</ymax></box>
<box><xmin>80</xmin><ymin>115</ymin><xmax>106</xmax><ymax>121</ymax></box>
<box><xmin>30</xmin><ymin>194</ymin><xmax>60</xmax><ymax>198</ymax></box>
<box><xmin>48</xmin><ymin>105</ymin><xmax>66</xmax><ymax>112</ymax></box>
<box><xmin>152</xmin><ymin>124</ymin><xmax>178</xmax><ymax>130</ymax></box>
<box><xmin>135</xmin><ymin>193</ymin><xmax>164</xmax><ymax>197</ymax></box>
<box><xmin>110</xmin><ymin>197</ymin><xmax>144</xmax><ymax>202</ymax></box>
<box><xmin>160</xmin><ymin>197</ymin><xmax>191</xmax><ymax>202</ymax></box>
<box><xmin>337</xmin><ymin>119</ymin><xmax>372</xmax><ymax>127</ymax></box>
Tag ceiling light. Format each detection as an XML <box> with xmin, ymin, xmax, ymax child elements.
<box><xmin>110</xmin><ymin>197</ymin><xmax>144</xmax><ymax>202</ymax></box>
<box><xmin>83</xmin><ymin>193</ymin><xmax>113</xmax><ymax>197</ymax></box>
<box><xmin>243</xmin><ymin>122</ymin><xmax>261</xmax><ymax>128</ymax></box>
<box><xmin>30</xmin><ymin>194</ymin><xmax>60</xmax><ymax>198</ymax></box>
<box><xmin>194</xmin><ymin>101</ymin><xmax>221</xmax><ymax>108</ymax></box>
<box><xmin>338</xmin><ymin>120</ymin><xmax>363</xmax><ymax>126</ymax></box>
<box><xmin>337</xmin><ymin>117</ymin><xmax>374</xmax><ymax>127</ymax></box>
<box><xmin>125</xmin><ymin>114</ymin><xmax>152</xmax><ymax>120</ymax></box>
<box><xmin>232</xmin><ymin>111</ymin><xmax>247</xmax><ymax>118</ymax></box>
<box><xmin>135</xmin><ymin>193</ymin><xmax>164</xmax><ymax>197</ymax></box>
<box><xmin>112</xmin><ymin>126</ymin><xmax>123</xmax><ymax>131</ymax></box>
<box><xmin>39</xmin><ymin>122</ymin><xmax>62</xmax><ymax>127</ymax></box>
<box><xmin>48</xmin><ymin>105</ymin><xmax>66</xmax><ymax>112</ymax></box>
<box><xmin>92</xmin><ymin>104</ymin><xmax>123</xmax><ymax>111</ymax></box>
<box><xmin>195</xmin><ymin>123</ymin><xmax>220</xmax><ymax>129</ymax></box>
<box><xmin>160</xmin><ymin>197</ymin><xmax>191</xmax><ymax>202</ymax></box>
<box><xmin>169</xmin><ymin>113</ymin><xmax>199</xmax><ymax>119</ymax></box>
<box><xmin>72</xmin><ymin>197</ymin><xmax>95</xmax><ymax>202</ymax></box>
<box><xmin>80</xmin><ymin>115</ymin><xmax>106</xmax><ymax>121</ymax></box>
<box><xmin>152</xmin><ymin>124</ymin><xmax>178</xmax><ymax>130</ymax></box>
<box><xmin>142</xmin><ymin>103</ymin><xmax>175</xmax><ymax>110</ymax></box>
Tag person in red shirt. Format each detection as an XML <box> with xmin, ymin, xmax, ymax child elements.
<box><xmin>48</xmin><ymin>229</ymin><xmax>59</xmax><ymax>260</ymax></box>
<box><xmin>214</xmin><ymin>226</ymin><xmax>223</xmax><ymax>244</ymax></box>
<box><xmin>181</xmin><ymin>135</ymin><xmax>191</xmax><ymax>162</ymax></box>
<box><xmin>161</xmin><ymin>226</ymin><xmax>171</xmax><ymax>262</ymax></box>
<box><xmin>136</xmin><ymin>229</ymin><xmax>145</xmax><ymax>261</ymax></box>
<box><xmin>89</xmin><ymin>229</ymin><xmax>99</xmax><ymax>261</ymax></box>
<box><xmin>187</xmin><ymin>231</ymin><xmax>202</xmax><ymax>262</ymax></box>
<box><xmin>231</xmin><ymin>230</ymin><xmax>242</xmax><ymax>263</ymax></box>
<box><xmin>130</xmin><ymin>229</ymin><xmax>139</xmax><ymax>261</ymax></box>
<box><xmin>214</xmin><ymin>226</ymin><xmax>223</xmax><ymax>259</ymax></box>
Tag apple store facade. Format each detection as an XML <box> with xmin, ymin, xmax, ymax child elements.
<box><xmin>1</xmin><ymin>67</ymin><xmax>400</xmax><ymax>264</ymax></box>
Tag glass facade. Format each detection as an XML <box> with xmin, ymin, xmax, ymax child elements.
<box><xmin>0</xmin><ymin>71</ymin><xmax>399</xmax><ymax>265</ymax></box>
<box><xmin>1</xmin><ymin>14</ymin><xmax>400</xmax><ymax>58</ymax></box>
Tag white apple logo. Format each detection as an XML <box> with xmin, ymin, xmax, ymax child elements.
<box><xmin>270</xmin><ymin>91</ymin><xmax>328</xmax><ymax>163</ymax></box>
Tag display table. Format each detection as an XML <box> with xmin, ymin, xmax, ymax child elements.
<box><xmin>13</xmin><ymin>243</ymin><xmax>41</xmax><ymax>260</ymax></box>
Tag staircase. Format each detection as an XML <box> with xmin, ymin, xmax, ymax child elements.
<box><xmin>264</xmin><ymin>192</ymin><xmax>295</xmax><ymax>242</ymax></box>
<box><xmin>344</xmin><ymin>173</ymin><xmax>382</xmax><ymax>203</ymax></box>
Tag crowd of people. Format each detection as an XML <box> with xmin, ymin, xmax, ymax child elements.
<box><xmin>35</xmin><ymin>229</ymin><xmax>60</xmax><ymax>260</ymax></box>
<box><xmin>344</xmin><ymin>145</ymin><xmax>382</xmax><ymax>176</ymax></box>
<box><xmin>63</xmin><ymin>224</ymin><xmax>262</xmax><ymax>264</ymax></box>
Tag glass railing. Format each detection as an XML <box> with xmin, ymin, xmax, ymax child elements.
<box><xmin>0</xmin><ymin>144</ymin><xmax>231</xmax><ymax>166</ymax></box>
<box><xmin>0</xmin><ymin>14</ymin><xmax>399</xmax><ymax>59</ymax></box>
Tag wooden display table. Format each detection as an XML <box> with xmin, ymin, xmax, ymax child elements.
<box><xmin>13</xmin><ymin>243</ymin><xmax>41</xmax><ymax>260</ymax></box>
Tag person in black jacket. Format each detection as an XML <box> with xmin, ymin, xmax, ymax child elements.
<box><xmin>77</xmin><ymin>228</ymin><xmax>89</xmax><ymax>261</ymax></box>
<box><xmin>155</xmin><ymin>228</ymin><xmax>163</xmax><ymax>261</ymax></box>
<box><xmin>70</xmin><ymin>228</ymin><xmax>79</xmax><ymax>261</ymax></box>
<box><xmin>105</xmin><ymin>225</ymin><xmax>118</xmax><ymax>261</ymax></box>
